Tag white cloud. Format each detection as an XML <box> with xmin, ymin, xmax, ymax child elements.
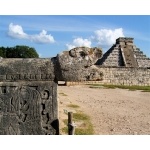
<box><xmin>8</xmin><ymin>23</ymin><xmax>27</xmax><ymax>39</ymax></box>
<box><xmin>30</xmin><ymin>30</ymin><xmax>55</xmax><ymax>44</ymax></box>
<box><xmin>66</xmin><ymin>28</ymin><xmax>124</xmax><ymax>50</ymax></box>
<box><xmin>8</xmin><ymin>23</ymin><xmax>55</xmax><ymax>44</ymax></box>
<box><xmin>93</xmin><ymin>28</ymin><xmax>124</xmax><ymax>47</ymax></box>
<box><xmin>66</xmin><ymin>37</ymin><xmax>91</xmax><ymax>50</ymax></box>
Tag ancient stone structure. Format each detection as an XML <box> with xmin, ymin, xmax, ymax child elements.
<box><xmin>96</xmin><ymin>37</ymin><xmax>150</xmax><ymax>68</ymax></box>
<box><xmin>55</xmin><ymin>47</ymin><xmax>103</xmax><ymax>81</ymax></box>
<box><xmin>0</xmin><ymin>37</ymin><xmax>149</xmax><ymax>135</ymax></box>
<box><xmin>0</xmin><ymin>47</ymin><xmax>104</xmax><ymax>135</ymax></box>
<box><xmin>97</xmin><ymin>67</ymin><xmax>150</xmax><ymax>86</ymax></box>
<box><xmin>0</xmin><ymin>59</ymin><xmax>58</xmax><ymax>135</ymax></box>
<box><xmin>58</xmin><ymin>38</ymin><xmax>150</xmax><ymax>86</ymax></box>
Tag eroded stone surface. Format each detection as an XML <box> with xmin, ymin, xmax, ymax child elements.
<box><xmin>55</xmin><ymin>47</ymin><xmax>103</xmax><ymax>81</ymax></box>
<box><xmin>0</xmin><ymin>58</ymin><xmax>55</xmax><ymax>81</ymax></box>
<box><xmin>0</xmin><ymin>58</ymin><xmax>58</xmax><ymax>135</ymax></box>
<box><xmin>0</xmin><ymin>81</ymin><xmax>58</xmax><ymax>135</ymax></box>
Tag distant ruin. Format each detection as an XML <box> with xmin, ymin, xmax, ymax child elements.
<box><xmin>94</xmin><ymin>37</ymin><xmax>150</xmax><ymax>86</ymax></box>
<box><xmin>96</xmin><ymin>37</ymin><xmax>150</xmax><ymax>68</ymax></box>
<box><xmin>0</xmin><ymin>37</ymin><xmax>150</xmax><ymax>135</ymax></box>
<box><xmin>59</xmin><ymin>37</ymin><xmax>150</xmax><ymax>86</ymax></box>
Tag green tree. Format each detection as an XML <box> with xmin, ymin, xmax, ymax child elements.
<box><xmin>1</xmin><ymin>45</ymin><xmax>39</xmax><ymax>58</ymax></box>
<box><xmin>0</xmin><ymin>46</ymin><xmax>6</xmax><ymax>58</ymax></box>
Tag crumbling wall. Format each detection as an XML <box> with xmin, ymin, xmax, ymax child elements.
<box><xmin>55</xmin><ymin>47</ymin><xmax>103</xmax><ymax>81</ymax></box>
<box><xmin>98</xmin><ymin>67</ymin><xmax>150</xmax><ymax>86</ymax></box>
<box><xmin>65</xmin><ymin>67</ymin><xmax>150</xmax><ymax>86</ymax></box>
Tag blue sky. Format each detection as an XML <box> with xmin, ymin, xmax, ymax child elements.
<box><xmin>0</xmin><ymin>15</ymin><xmax>150</xmax><ymax>58</ymax></box>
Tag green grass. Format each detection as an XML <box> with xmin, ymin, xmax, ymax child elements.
<box><xmin>67</xmin><ymin>104</ymin><xmax>80</xmax><ymax>108</ymax></box>
<box><xmin>59</xmin><ymin>92</ymin><xmax>68</xmax><ymax>96</ymax></box>
<box><xmin>62</xmin><ymin>112</ymin><xmax>94</xmax><ymax>135</ymax></box>
<box><xmin>75</xmin><ymin>121</ymin><xmax>94</xmax><ymax>135</ymax></box>
<box><xmin>73</xmin><ymin>112</ymin><xmax>90</xmax><ymax>120</ymax></box>
<box><xmin>88</xmin><ymin>84</ymin><xmax>150</xmax><ymax>92</ymax></box>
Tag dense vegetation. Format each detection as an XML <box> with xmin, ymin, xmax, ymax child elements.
<box><xmin>0</xmin><ymin>45</ymin><xmax>39</xmax><ymax>58</ymax></box>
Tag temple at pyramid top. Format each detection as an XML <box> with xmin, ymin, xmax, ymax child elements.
<box><xmin>96</xmin><ymin>37</ymin><xmax>150</xmax><ymax>68</ymax></box>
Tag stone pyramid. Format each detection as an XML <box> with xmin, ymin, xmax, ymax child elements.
<box><xmin>133</xmin><ymin>47</ymin><xmax>150</xmax><ymax>68</ymax></box>
<box><xmin>96</xmin><ymin>37</ymin><xmax>150</xmax><ymax>68</ymax></box>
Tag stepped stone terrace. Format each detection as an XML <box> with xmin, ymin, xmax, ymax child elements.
<box><xmin>96</xmin><ymin>37</ymin><xmax>150</xmax><ymax>68</ymax></box>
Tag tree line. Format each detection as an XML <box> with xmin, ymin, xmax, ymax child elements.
<box><xmin>0</xmin><ymin>45</ymin><xmax>39</xmax><ymax>58</ymax></box>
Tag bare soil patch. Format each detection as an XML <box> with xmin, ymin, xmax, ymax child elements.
<box><xmin>58</xmin><ymin>85</ymin><xmax>150</xmax><ymax>135</ymax></box>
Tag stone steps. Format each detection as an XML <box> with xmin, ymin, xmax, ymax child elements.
<box><xmin>96</xmin><ymin>45</ymin><xmax>124</xmax><ymax>67</ymax></box>
<box><xmin>133</xmin><ymin>48</ymin><xmax>150</xmax><ymax>68</ymax></box>
<box><xmin>97</xmin><ymin>37</ymin><xmax>150</xmax><ymax>68</ymax></box>
<box><xmin>121</xmin><ymin>46</ymin><xmax>138</xmax><ymax>67</ymax></box>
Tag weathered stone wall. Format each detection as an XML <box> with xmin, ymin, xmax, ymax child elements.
<box><xmin>98</xmin><ymin>67</ymin><xmax>150</xmax><ymax>86</ymax></box>
<box><xmin>66</xmin><ymin>67</ymin><xmax>150</xmax><ymax>86</ymax></box>
<box><xmin>0</xmin><ymin>58</ymin><xmax>59</xmax><ymax>135</ymax></box>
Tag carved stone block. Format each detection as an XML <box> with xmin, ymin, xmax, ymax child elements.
<box><xmin>0</xmin><ymin>81</ymin><xmax>58</xmax><ymax>135</ymax></box>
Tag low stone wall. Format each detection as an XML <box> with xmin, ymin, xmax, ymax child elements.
<box><xmin>99</xmin><ymin>67</ymin><xmax>150</xmax><ymax>86</ymax></box>
<box><xmin>66</xmin><ymin>67</ymin><xmax>150</xmax><ymax>86</ymax></box>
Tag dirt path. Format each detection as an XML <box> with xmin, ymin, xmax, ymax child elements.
<box><xmin>58</xmin><ymin>85</ymin><xmax>150</xmax><ymax>135</ymax></box>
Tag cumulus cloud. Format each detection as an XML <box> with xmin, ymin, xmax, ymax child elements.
<box><xmin>66</xmin><ymin>28</ymin><xmax>124</xmax><ymax>50</ymax></box>
<box><xmin>8</xmin><ymin>23</ymin><xmax>55</xmax><ymax>44</ymax></box>
<box><xmin>93</xmin><ymin>28</ymin><xmax>124</xmax><ymax>47</ymax></box>
<box><xmin>30</xmin><ymin>30</ymin><xmax>55</xmax><ymax>44</ymax></box>
<box><xmin>8</xmin><ymin>23</ymin><xmax>27</xmax><ymax>39</ymax></box>
<box><xmin>66</xmin><ymin>37</ymin><xmax>91</xmax><ymax>50</ymax></box>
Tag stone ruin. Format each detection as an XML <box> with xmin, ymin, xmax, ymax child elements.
<box><xmin>0</xmin><ymin>59</ymin><xmax>58</xmax><ymax>135</ymax></box>
<box><xmin>0</xmin><ymin>37</ymin><xmax>150</xmax><ymax>135</ymax></box>
<box><xmin>0</xmin><ymin>47</ymin><xmax>102</xmax><ymax>135</ymax></box>
<box><xmin>96</xmin><ymin>37</ymin><xmax>150</xmax><ymax>68</ymax></box>
<box><xmin>55</xmin><ymin>47</ymin><xmax>103</xmax><ymax>81</ymax></box>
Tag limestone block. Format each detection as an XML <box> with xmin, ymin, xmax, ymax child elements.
<box><xmin>0</xmin><ymin>58</ymin><xmax>59</xmax><ymax>135</ymax></box>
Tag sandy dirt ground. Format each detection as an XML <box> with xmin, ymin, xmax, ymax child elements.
<box><xmin>58</xmin><ymin>85</ymin><xmax>150</xmax><ymax>135</ymax></box>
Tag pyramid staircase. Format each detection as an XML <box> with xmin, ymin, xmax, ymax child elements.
<box><xmin>121</xmin><ymin>45</ymin><xmax>138</xmax><ymax>67</ymax></box>
<box><xmin>133</xmin><ymin>48</ymin><xmax>150</xmax><ymax>68</ymax></box>
<box><xmin>97</xmin><ymin>37</ymin><xmax>150</xmax><ymax>68</ymax></box>
<box><xmin>96</xmin><ymin>44</ymin><xmax>124</xmax><ymax>67</ymax></box>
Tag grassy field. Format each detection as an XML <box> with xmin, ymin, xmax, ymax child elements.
<box><xmin>61</xmin><ymin>105</ymin><xmax>94</xmax><ymax>135</ymax></box>
<box><xmin>88</xmin><ymin>84</ymin><xmax>150</xmax><ymax>92</ymax></box>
